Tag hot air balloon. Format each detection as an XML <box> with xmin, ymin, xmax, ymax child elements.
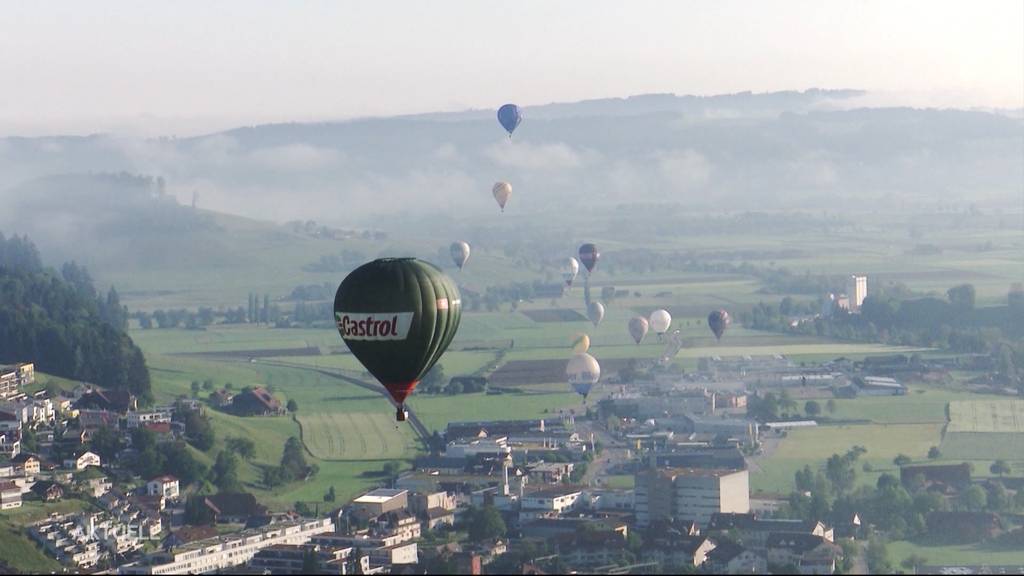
<box><xmin>708</xmin><ymin>309</ymin><xmax>731</xmax><ymax>341</ymax></box>
<box><xmin>587</xmin><ymin>301</ymin><xmax>605</xmax><ymax>327</ymax></box>
<box><xmin>562</xmin><ymin>257</ymin><xmax>580</xmax><ymax>287</ymax></box>
<box><xmin>567</xmin><ymin>352</ymin><xmax>601</xmax><ymax>400</ymax></box>
<box><xmin>628</xmin><ymin>316</ymin><xmax>649</xmax><ymax>344</ymax></box>
<box><xmin>578</xmin><ymin>243</ymin><xmax>599</xmax><ymax>274</ymax></box>
<box><xmin>334</xmin><ymin>258</ymin><xmax>461</xmax><ymax>421</ymax></box>
<box><xmin>571</xmin><ymin>333</ymin><xmax>591</xmax><ymax>353</ymax></box>
<box><xmin>497</xmin><ymin>104</ymin><xmax>522</xmax><ymax>137</ymax></box>
<box><xmin>492</xmin><ymin>181</ymin><xmax>512</xmax><ymax>212</ymax></box>
<box><xmin>649</xmin><ymin>309</ymin><xmax>672</xmax><ymax>336</ymax></box>
<box><xmin>450</xmin><ymin>241</ymin><xmax>470</xmax><ymax>270</ymax></box>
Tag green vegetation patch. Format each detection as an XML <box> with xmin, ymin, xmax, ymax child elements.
<box><xmin>948</xmin><ymin>400</ymin><xmax>1024</xmax><ymax>433</ymax></box>
<box><xmin>298</xmin><ymin>412</ymin><xmax>416</xmax><ymax>461</ymax></box>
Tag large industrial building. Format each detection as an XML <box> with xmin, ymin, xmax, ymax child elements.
<box><xmin>635</xmin><ymin>467</ymin><xmax>750</xmax><ymax>527</ymax></box>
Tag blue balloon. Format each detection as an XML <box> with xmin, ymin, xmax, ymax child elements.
<box><xmin>497</xmin><ymin>104</ymin><xmax>522</xmax><ymax>136</ymax></box>
<box><xmin>571</xmin><ymin>381</ymin><xmax>594</xmax><ymax>399</ymax></box>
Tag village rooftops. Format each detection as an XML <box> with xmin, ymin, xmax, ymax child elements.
<box><xmin>524</xmin><ymin>485</ymin><xmax>584</xmax><ymax>499</ymax></box>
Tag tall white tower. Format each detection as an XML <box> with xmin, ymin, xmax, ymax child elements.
<box><xmin>848</xmin><ymin>275</ymin><xmax>868</xmax><ymax>311</ymax></box>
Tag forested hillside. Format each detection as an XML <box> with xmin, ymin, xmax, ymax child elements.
<box><xmin>0</xmin><ymin>233</ymin><xmax>151</xmax><ymax>402</ymax></box>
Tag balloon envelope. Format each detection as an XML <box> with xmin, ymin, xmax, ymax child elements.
<box><xmin>497</xmin><ymin>104</ymin><xmax>522</xmax><ymax>136</ymax></box>
<box><xmin>450</xmin><ymin>241</ymin><xmax>470</xmax><ymax>270</ymax></box>
<box><xmin>578</xmin><ymin>243</ymin><xmax>600</xmax><ymax>274</ymax></box>
<box><xmin>562</xmin><ymin>257</ymin><xmax>580</xmax><ymax>287</ymax></box>
<box><xmin>587</xmin><ymin>301</ymin><xmax>605</xmax><ymax>327</ymax></box>
<box><xmin>492</xmin><ymin>182</ymin><xmax>512</xmax><ymax>211</ymax></box>
<box><xmin>334</xmin><ymin>258</ymin><xmax>461</xmax><ymax>414</ymax></box>
<box><xmin>571</xmin><ymin>333</ymin><xmax>591</xmax><ymax>353</ymax></box>
<box><xmin>649</xmin><ymin>309</ymin><xmax>672</xmax><ymax>334</ymax></box>
<box><xmin>628</xmin><ymin>316</ymin><xmax>649</xmax><ymax>344</ymax></box>
<box><xmin>566</xmin><ymin>352</ymin><xmax>601</xmax><ymax>399</ymax></box>
<box><xmin>708</xmin><ymin>309</ymin><xmax>731</xmax><ymax>340</ymax></box>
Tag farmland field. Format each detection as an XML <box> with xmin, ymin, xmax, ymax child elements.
<box><xmin>941</xmin><ymin>400</ymin><xmax>1024</xmax><ymax>461</ymax></box>
<box><xmin>299</xmin><ymin>412</ymin><xmax>416</xmax><ymax>461</ymax></box>
<box><xmin>948</xmin><ymin>400</ymin><xmax>1024</xmax><ymax>432</ymax></box>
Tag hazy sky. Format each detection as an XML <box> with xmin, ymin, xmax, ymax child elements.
<box><xmin>1</xmin><ymin>0</ymin><xmax>1021</xmax><ymax>136</ymax></box>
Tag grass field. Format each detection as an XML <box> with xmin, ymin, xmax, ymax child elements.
<box><xmin>948</xmin><ymin>400</ymin><xmax>1024</xmax><ymax>432</ymax></box>
<box><xmin>941</xmin><ymin>400</ymin><xmax>1024</xmax><ymax>461</ymax></box>
<box><xmin>751</xmin><ymin>423</ymin><xmax>943</xmax><ymax>494</ymax></box>
<box><xmin>889</xmin><ymin>539</ymin><xmax>1024</xmax><ymax>568</ymax></box>
<box><xmin>299</xmin><ymin>412</ymin><xmax>416</xmax><ymax>461</ymax></box>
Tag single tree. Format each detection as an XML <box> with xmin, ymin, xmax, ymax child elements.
<box><xmin>825</xmin><ymin>398</ymin><xmax>837</xmax><ymax>414</ymax></box>
<box><xmin>928</xmin><ymin>446</ymin><xmax>941</xmax><ymax>459</ymax></box>
<box><xmin>804</xmin><ymin>400</ymin><xmax>821</xmax><ymax>418</ymax></box>
<box><xmin>893</xmin><ymin>454</ymin><xmax>912</xmax><ymax>467</ymax></box>
<box><xmin>991</xmin><ymin>459</ymin><xmax>1011</xmax><ymax>477</ymax></box>
<box><xmin>287</xmin><ymin>399</ymin><xmax>298</xmax><ymax>413</ymax></box>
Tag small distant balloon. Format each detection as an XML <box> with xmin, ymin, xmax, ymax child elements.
<box><xmin>562</xmin><ymin>257</ymin><xmax>580</xmax><ymax>287</ymax></box>
<box><xmin>708</xmin><ymin>309</ymin><xmax>731</xmax><ymax>341</ymax></box>
<box><xmin>629</xmin><ymin>316</ymin><xmax>649</xmax><ymax>344</ymax></box>
<box><xmin>571</xmin><ymin>333</ymin><xmax>591</xmax><ymax>353</ymax></box>
<box><xmin>492</xmin><ymin>181</ymin><xmax>512</xmax><ymax>212</ymax></box>
<box><xmin>497</xmin><ymin>104</ymin><xmax>522</xmax><ymax>137</ymax></box>
<box><xmin>567</xmin><ymin>352</ymin><xmax>601</xmax><ymax>400</ymax></box>
<box><xmin>649</xmin><ymin>309</ymin><xmax>672</xmax><ymax>335</ymax></box>
<box><xmin>450</xmin><ymin>241</ymin><xmax>471</xmax><ymax>270</ymax></box>
<box><xmin>587</xmin><ymin>301</ymin><xmax>605</xmax><ymax>327</ymax></box>
<box><xmin>578</xmin><ymin>243</ymin><xmax>600</xmax><ymax>274</ymax></box>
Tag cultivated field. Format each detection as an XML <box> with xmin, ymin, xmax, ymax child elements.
<box><xmin>299</xmin><ymin>412</ymin><xmax>416</xmax><ymax>461</ymax></box>
<box><xmin>948</xmin><ymin>400</ymin><xmax>1024</xmax><ymax>432</ymax></box>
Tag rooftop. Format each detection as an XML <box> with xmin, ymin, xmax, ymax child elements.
<box><xmin>354</xmin><ymin>488</ymin><xmax>407</xmax><ymax>504</ymax></box>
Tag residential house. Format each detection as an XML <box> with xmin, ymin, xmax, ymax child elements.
<box><xmin>926</xmin><ymin>511</ymin><xmax>1003</xmax><ymax>543</ymax></box>
<box><xmin>527</xmin><ymin>462</ymin><xmax>574</xmax><ymax>484</ymax></box>
<box><xmin>31</xmin><ymin>480</ymin><xmax>64</xmax><ymax>502</ymax></box>
<box><xmin>146</xmin><ymin>475</ymin><xmax>180</xmax><ymax>499</ymax></box>
<box><xmin>0</xmin><ymin>429</ymin><xmax>20</xmax><ymax>458</ymax></box>
<box><xmin>209</xmin><ymin>389</ymin><xmax>234</xmax><ymax>409</ymax></box>
<box><xmin>64</xmin><ymin>450</ymin><xmax>101</xmax><ymax>470</ymax></box>
<box><xmin>704</xmin><ymin>541</ymin><xmax>767</xmax><ymax>574</ymax></box>
<box><xmin>766</xmin><ymin>533</ymin><xmax>842</xmax><ymax>572</ymax></box>
<box><xmin>127</xmin><ymin>410</ymin><xmax>172</xmax><ymax>429</ymax></box>
<box><xmin>0</xmin><ymin>480</ymin><xmax>22</xmax><ymax>509</ymax></box>
<box><xmin>900</xmin><ymin>463</ymin><xmax>971</xmax><ymax>492</ymax></box>
<box><xmin>0</xmin><ymin>363</ymin><xmax>34</xmax><ymax>399</ymax></box>
<box><xmin>11</xmin><ymin>453</ymin><xmax>40</xmax><ymax>476</ymax></box>
<box><xmin>230</xmin><ymin>387</ymin><xmax>285</xmax><ymax>416</ymax></box>
<box><xmin>707</xmin><ymin>513</ymin><xmax>834</xmax><ymax>550</ymax></box>
<box><xmin>76</xmin><ymin>468</ymin><xmax>112</xmax><ymax>498</ymax></box>
<box><xmin>380</xmin><ymin>510</ymin><xmax>421</xmax><ymax>543</ymax></box>
<box><xmin>643</xmin><ymin>535</ymin><xmax>716</xmax><ymax>569</ymax></box>
<box><xmin>203</xmin><ymin>492</ymin><xmax>268</xmax><ymax>524</ymax></box>
<box><xmin>74</xmin><ymin>388</ymin><xmax>136</xmax><ymax>413</ymax></box>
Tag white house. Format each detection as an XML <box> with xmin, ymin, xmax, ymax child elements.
<box><xmin>146</xmin><ymin>476</ymin><xmax>180</xmax><ymax>500</ymax></box>
<box><xmin>64</xmin><ymin>450</ymin><xmax>101</xmax><ymax>470</ymax></box>
<box><xmin>0</xmin><ymin>480</ymin><xmax>22</xmax><ymax>509</ymax></box>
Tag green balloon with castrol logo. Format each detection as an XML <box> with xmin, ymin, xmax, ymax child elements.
<box><xmin>334</xmin><ymin>258</ymin><xmax>461</xmax><ymax>421</ymax></box>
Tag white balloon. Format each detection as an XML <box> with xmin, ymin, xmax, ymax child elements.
<box><xmin>649</xmin><ymin>309</ymin><xmax>672</xmax><ymax>334</ymax></box>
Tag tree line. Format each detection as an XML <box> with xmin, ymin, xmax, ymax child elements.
<box><xmin>0</xmin><ymin>233</ymin><xmax>151</xmax><ymax>402</ymax></box>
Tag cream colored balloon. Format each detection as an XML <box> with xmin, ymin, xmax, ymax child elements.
<box><xmin>571</xmin><ymin>333</ymin><xmax>591</xmax><ymax>353</ymax></box>
<box><xmin>492</xmin><ymin>181</ymin><xmax>512</xmax><ymax>212</ymax></box>
<box><xmin>649</xmin><ymin>309</ymin><xmax>672</xmax><ymax>334</ymax></box>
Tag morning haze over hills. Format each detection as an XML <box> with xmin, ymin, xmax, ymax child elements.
<box><xmin>1</xmin><ymin>89</ymin><xmax>1020</xmax><ymax>297</ymax></box>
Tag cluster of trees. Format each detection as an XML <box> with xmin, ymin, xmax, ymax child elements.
<box><xmin>417</xmin><ymin>366</ymin><xmax>488</xmax><ymax>396</ymax></box>
<box><xmin>176</xmin><ymin>402</ymin><xmax>216</xmax><ymax>451</ymax></box>
<box><xmin>135</xmin><ymin>294</ymin><xmax>285</xmax><ymax>330</ymax></box>
<box><xmin>0</xmin><ymin>233</ymin><xmax>152</xmax><ymax>402</ymax></box>
<box><xmin>747</xmin><ymin>391</ymin><xmax>837</xmax><ymax>422</ymax></box>
<box><xmin>787</xmin><ymin>448</ymin><xmax>1024</xmax><ymax>546</ymax></box>
<box><xmin>87</xmin><ymin>426</ymin><xmax>207</xmax><ymax>487</ymax></box>
<box><xmin>287</xmin><ymin>283</ymin><xmax>335</xmax><ymax>301</ymax></box>
<box><xmin>461</xmin><ymin>281</ymin><xmax>565</xmax><ymax>312</ymax></box>
<box><xmin>263</xmin><ymin>437</ymin><xmax>318</xmax><ymax>488</ymax></box>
